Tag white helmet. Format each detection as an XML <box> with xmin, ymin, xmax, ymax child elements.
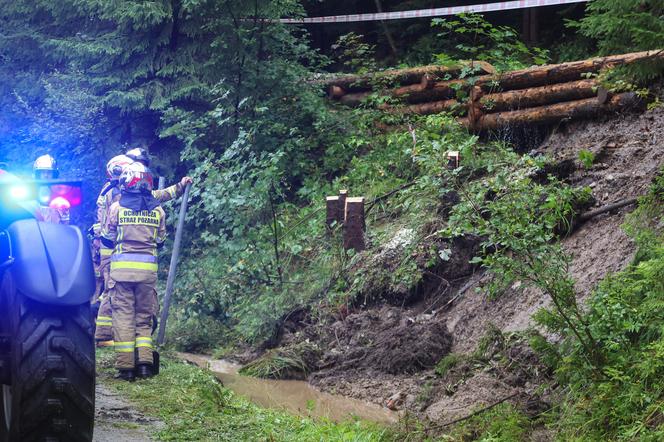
<box><xmin>33</xmin><ymin>154</ymin><xmax>59</xmax><ymax>179</ymax></box>
<box><xmin>125</xmin><ymin>147</ymin><xmax>150</xmax><ymax>166</ymax></box>
<box><xmin>120</xmin><ymin>162</ymin><xmax>154</xmax><ymax>193</ymax></box>
<box><xmin>106</xmin><ymin>154</ymin><xmax>133</xmax><ymax>179</ymax></box>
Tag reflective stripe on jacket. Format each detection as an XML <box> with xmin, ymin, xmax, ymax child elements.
<box><xmin>110</xmin><ymin>253</ymin><xmax>158</xmax><ymax>272</ymax></box>
<box><xmin>102</xmin><ymin>201</ymin><xmax>166</xmax><ymax>283</ymax></box>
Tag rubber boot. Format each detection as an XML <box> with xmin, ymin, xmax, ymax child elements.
<box><xmin>136</xmin><ymin>364</ymin><xmax>153</xmax><ymax>379</ymax></box>
<box><xmin>115</xmin><ymin>369</ymin><xmax>135</xmax><ymax>382</ymax></box>
<box><xmin>153</xmin><ymin>350</ymin><xmax>160</xmax><ymax>376</ymax></box>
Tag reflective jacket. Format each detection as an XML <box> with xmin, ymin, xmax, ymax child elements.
<box><xmin>102</xmin><ymin>202</ymin><xmax>166</xmax><ymax>283</ymax></box>
<box><xmin>95</xmin><ymin>182</ymin><xmax>182</xmax><ymax>260</ymax></box>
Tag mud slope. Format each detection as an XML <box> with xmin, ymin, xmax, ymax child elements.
<box><xmin>448</xmin><ymin>106</ymin><xmax>664</xmax><ymax>353</ymax></box>
<box><xmin>277</xmin><ymin>107</ymin><xmax>664</xmax><ymax>423</ymax></box>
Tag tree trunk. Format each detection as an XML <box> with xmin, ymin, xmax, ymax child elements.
<box><xmin>477</xmin><ymin>50</ymin><xmax>664</xmax><ymax>91</ymax></box>
<box><xmin>338</xmin><ymin>78</ymin><xmax>466</xmax><ymax>107</ymax></box>
<box><xmin>324</xmin><ymin>61</ymin><xmax>495</xmax><ymax>94</ymax></box>
<box><xmin>479</xmin><ymin>79</ymin><xmax>598</xmax><ymax>112</ymax></box>
<box><xmin>466</xmin><ymin>92</ymin><xmax>643</xmax><ymax>131</ymax></box>
<box><xmin>331</xmin><ymin>50</ymin><xmax>663</xmax><ymax>103</ymax></box>
<box><xmin>384</xmin><ymin>99</ymin><xmax>463</xmax><ymax>115</ymax></box>
<box><xmin>374</xmin><ymin>0</ymin><xmax>398</xmax><ymax>58</ymax></box>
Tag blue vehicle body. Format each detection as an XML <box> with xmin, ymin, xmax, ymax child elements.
<box><xmin>0</xmin><ymin>172</ymin><xmax>95</xmax><ymax>306</ymax></box>
<box><xmin>2</xmin><ymin>220</ymin><xmax>95</xmax><ymax>306</ymax></box>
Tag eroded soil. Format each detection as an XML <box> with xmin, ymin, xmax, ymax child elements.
<box><xmin>241</xmin><ymin>106</ymin><xmax>664</xmax><ymax>426</ymax></box>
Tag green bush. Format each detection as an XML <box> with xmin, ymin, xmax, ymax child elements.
<box><xmin>570</xmin><ymin>0</ymin><xmax>664</xmax><ymax>81</ymax></box>
<box><xmin>550</xmin><ymin>171</ymin><xmax>664</xmax><ymax>440</ymax></box>
<box><xmin>448</xmin><ymin>403</ymin><xmax>532</xmax><ymax>442</ymax></box>
<box><xmin>578</xmin><ymin>149</ymin><xmax>595</xmax><ymax>169</ymax></box>
<box><xmin>435</xmin><ymin>353</ymin><xmax>463</xmax><ymax>377</ymax></box>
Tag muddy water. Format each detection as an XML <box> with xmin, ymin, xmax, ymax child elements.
<box><xmin>179</xmin><ymin>353</ymin><xmax>397</xmax><ymax>424</ymax></box>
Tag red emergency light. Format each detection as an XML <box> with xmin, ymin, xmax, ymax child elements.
<box><xmin>47</xmin><ymin>184</ymin><xmax>82</xmax><ymax>208</ymax></box>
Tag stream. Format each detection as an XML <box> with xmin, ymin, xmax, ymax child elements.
<box><xmin>178</xmin><ymin>353</ymin><xmax>398</xmax><ymax>424</ymax></box>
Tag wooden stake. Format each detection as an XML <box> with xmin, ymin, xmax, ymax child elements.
<box><xmin>446</xmin><ymin>151</ymin><xmax>460</xmax><ymax>169</ymax></box>
<box><xmin>343</xmin><ymin>197</ymin><xmax>366</xmax><ymax>252</ymax></box>
<box><xmin>326</xmin><ymin>196</ymin><xmax>340</xmax><ymax>228</ymax></box>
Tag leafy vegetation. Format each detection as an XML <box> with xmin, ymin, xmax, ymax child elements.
<box><xmin>434</xmin><ymin>353</ymin><xmax>463</xmax><ymax>378</ymax></box>
<box><xmin>549</xmin><ymin>171</ymin><xmax>664</xmax><ymax>440</ymax></box>
<box><xmin>569</xmin><ymin>0</ymin><xmax>664</xmax><ymax>81</ymax></box>
<box><xmin>442</xmin><ymin>403</ymin><xmax>532</xmax><ymax>442</ymax></box>
<box><xmin>443</xmin><ymin>169</ymin><xmax>664</xmax><ymax>440</ymax></box>
<box><xmin>577</xmin><ymin>149</ymin><xmax>595</xmax><ymax>169</ymax></box>
<box><xmin>573</xmin><ymin>0</ymin><xmax>664</xmax><ymax>55</ymax></box>
<box><xmin>239</xmin><ymin>342</ymin><xmax>319</xmax><ymax>379</ymax></box>
<box><xmin>431</xmin><ymin>14</ymin><xmax>549</xmax><ymax>71</ymax></box>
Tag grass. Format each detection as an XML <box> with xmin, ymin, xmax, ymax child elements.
<box><xmin>445</xmin><ymin>403</ymin><xmax>533</xmax><ymax>442</ymax></box>
<box><xmin>434</xmin><ymin>353</ymin><xmax>463</xmax><ymax>377</ymax></box>
<box><xmin>97</xmin><ymin>349</ymin><xmax>393</xmax><ymax>441</ymax></box>
<box><xmin>239</xmin><ymin>342</ymin><xmax>318</xmax><ymax>379</ymax></box>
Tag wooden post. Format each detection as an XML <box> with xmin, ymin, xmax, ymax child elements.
<box><xmin>343</xmin><ymin>197</ymin><xmax>366</xmax><ymax>252</ymax></box>
<box><xmin>522</xmin><ymin>9</ymin><xmax>530</xmax><ymax>43</ymax></box>
<box><xmin>326</xmin><ymin>196</ymin><xmax>340</xmax><ymax>228</ymax></box>
<box><xmin>447</xmin><ymin>151</ymin><xmax>460</xmax><ymax>169</ymax></box>
<box><xmin>522</xmin><ymin>8</ymin><xmax>539</xmax><ymax>44</ymax></box>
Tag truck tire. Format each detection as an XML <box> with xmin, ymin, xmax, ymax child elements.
<box><xmin>0</xmin><ymin>274</ymin><xmax>95</xmax><ymax>442</ymax></box>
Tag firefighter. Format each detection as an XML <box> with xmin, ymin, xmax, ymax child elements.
<box><xmin>93</xmin><ymin>152</ymin><xmax>192</xmax><ymax>346</ymax></box>
<box><xmin>93</xmin><ymin>154</ymin><xmax>134</xmax><ymax>345</ymax></box>
<box><xmin>33</xmin><ymin>154</ymin><xmax>70</xmax><ymax>224</ymax></box>
<box><xmin>102</xmin><ymin>162</ymin><xmax>165</xmax><ymax>381</ymax></box>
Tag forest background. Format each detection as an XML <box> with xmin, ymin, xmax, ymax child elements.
<box><xmin>0</xmin><ymin>0</ymin><xmax>662</xmax><ymax>349</ymax></box>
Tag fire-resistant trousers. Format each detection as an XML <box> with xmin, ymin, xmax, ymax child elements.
<box><xmin>94</xmin><ymin>255</ymin><xmax>113</xmax><ymax>341</ymax></box>
<box><xmin>109</xmin><ymin>279</ymin><xmax>158</xmax><ymax>369</ymax></box>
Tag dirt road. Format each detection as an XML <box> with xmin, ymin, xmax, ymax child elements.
<box><xmin>93</xmin><ymin>383</ymin><xmax>162</xmax><ymax>442</ymax></box>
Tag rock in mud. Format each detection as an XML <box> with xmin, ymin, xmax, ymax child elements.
<box><xmin>385</xmin><ymin>391</ymin><xmax>405</xmax><ymax>410</ymax></box>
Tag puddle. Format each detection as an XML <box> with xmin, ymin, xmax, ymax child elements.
<box><xmin>178</xmin><ymin>353</ymin><xmax>398</xmax><ymax>424</ymax></box>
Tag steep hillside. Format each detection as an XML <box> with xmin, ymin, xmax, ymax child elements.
<box><xmin>237</xmin><ymin>104</ymin><xmax>664</xmax><ymax>433</ymax></box>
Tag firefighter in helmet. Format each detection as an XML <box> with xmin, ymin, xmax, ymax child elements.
<box><xmin>94</xmin><ymin>149</ymin><xmax>192</xmax><ymax>348</ymax></box>
<box><xmin>102</xmin><ymin>162</ymin><xmax>165</xmax><ymax>381</ymax></box>
<box><xmin>33</xmin><ymin>154</ymin><xmax>70</xmax><ymax>224</ymax></box>
<box><xmin>92</xmin><ymin>154</ymin><xmax>134</xmax><ymax>338</ymax></box>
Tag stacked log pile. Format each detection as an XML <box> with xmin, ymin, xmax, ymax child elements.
<box><xmin>323</xmin><ymin>50</ymin><xmax>663</xmax><ymax>131</ymax></box>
